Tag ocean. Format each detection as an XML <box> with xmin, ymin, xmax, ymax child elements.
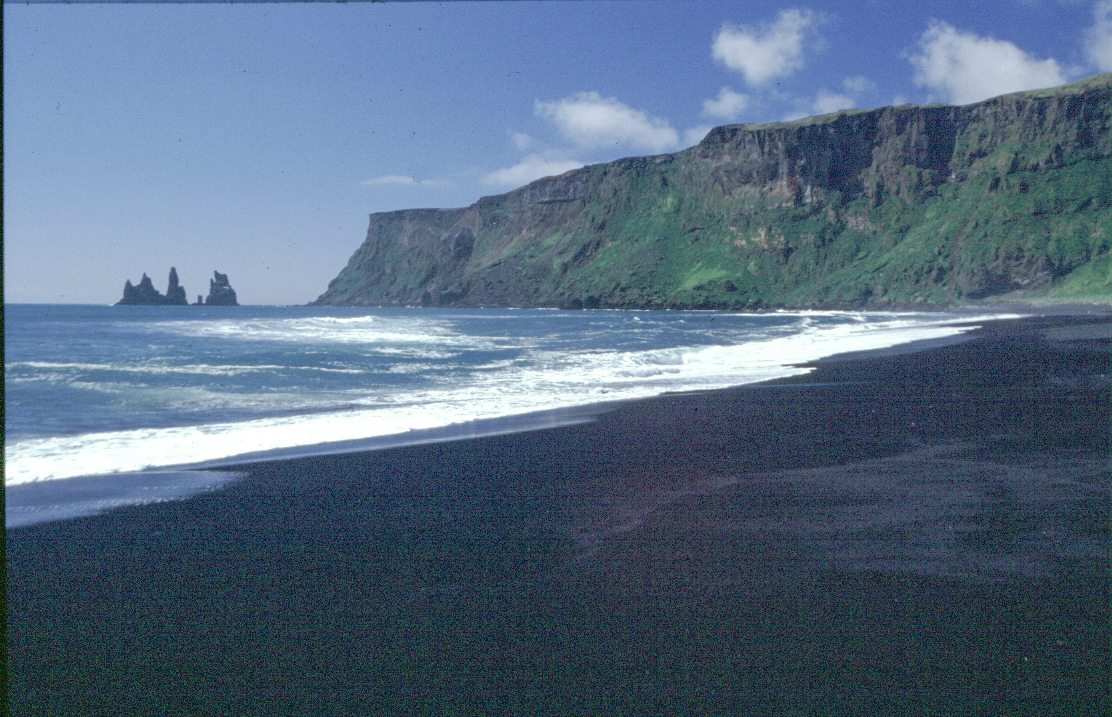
<box><xmin>4</xmin><ymin>304</ymin><xmax>1014</xmax><ymax>526</ymax></box>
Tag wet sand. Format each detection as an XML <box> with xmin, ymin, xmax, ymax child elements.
<box><xmin>6</xmin><ymin>313</ymin><xmax>1110</xmax><ymax>715</ymax></box>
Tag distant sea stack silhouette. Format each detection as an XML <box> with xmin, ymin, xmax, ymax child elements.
<box><xmin>205</xmin><ymin>271</ymin><xmax>239</xmax><ymax>306</ymax></box>
<box><xmin>117</xmin><ymin>268</ymin><xmax>239</xmax><ymax>306</ymax></box>
<box><xmin>117</xmin><ymin>267</ymin><xmax>189</xmax><ymax>306</ymax></box>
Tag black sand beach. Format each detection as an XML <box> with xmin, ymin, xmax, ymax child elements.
<box><xmin>6</xmin><ymin>314</ymin><xmax>1110</xmax><ymax>715</ymax></box>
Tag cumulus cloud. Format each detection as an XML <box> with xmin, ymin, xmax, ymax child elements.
<box><xmin>785</xmin><ymin>75</ymin><xmax>874</xmax><ymax>120</ymax></box>
<box><xmin>712</xmin><ymin>9</ymin><xmax>820</xmax><ymax>86</ymax></box>
<box><xmin>908</xmin><ymin>21</ymin><xmax>1066</xmax><ymax>104</ymax></box>
<box><xmin>360</xmin><ymin>175</ymin><xmax>447</xmax><ymax>188</ymax></box>
<box><xmin>683</xmin><ymin>125</ymin><xmax>715</xmax><ymax>146</ymax></box>
<box><xmin>482</xmin><ymin>153</ymin><xmax>585</xmax><ymax>187</ymax></box>
<box><xmin>534</xmin><ymin>91</ymin><xmax>679</xmax><ymax>152</ymax></box>
<box><xmin>809</xmin><ymin>76</ymin><xmax>874</xmax><ymax>114</ymax></box>
<box><xmin>810</xmin><ymin>90</ymin><xmax>857</xmax><ymax>115</ymax></box>
<box><xmin>511</xmin><ymin>131</ymin><xmax>537</xmax><ymax>151</ymax></box>
<box><xmin>841</xmin><ymin>75</ymin><xmax>875</xmax><ymax>96</ymax></box>
<box><xmin>702</xmin><ymin>87</ymin><xmax>750</xmax><ymax>120</ymax></box>
<box><xmin>1085</xmin><ymin>0</ymin><xmax>1112</xmax><ymax>70</ymax></box>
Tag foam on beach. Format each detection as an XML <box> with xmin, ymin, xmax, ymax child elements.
<box><xmin>4</xmin><ymin>312</ymin><xmax>1018</xmax><ymax>486</ymax></box>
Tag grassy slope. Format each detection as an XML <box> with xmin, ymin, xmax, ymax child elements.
<box><xmin>489</xmin><ymin>77</ymin><xmax>1111</xmax><ymax>308</ymax></box>
<box><xmin>477</xmin><ymin>159</ymin><xmax>1111</xmax><ymax>309</ymax></box>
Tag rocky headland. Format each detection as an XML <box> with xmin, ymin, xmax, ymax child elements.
<box><xmin>314</xmin><ymin>73</ymin><xmax>1112</xmax><ymax>309</ymax></box>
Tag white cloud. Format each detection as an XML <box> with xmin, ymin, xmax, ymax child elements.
<box><xmin>360</xmin><ymin>175</ymin><xmax>447</xmax><ymax>188</ymax></box>
<box><xmin>908</xmin><ymin>20</ymin><xmax>1066</xmax><ymax>104</ymax></box>
<box><xmin>511</xmin><ymin>131</ymin><xmax>537</xmax><ymax>151</ymax></box>
<box><xmin>712</xmin><ymin>9</ymin><xmax>820</xmax><ymax>86</ymax></box>
<box><xmin>361</xmin><ymin>175</ymin><xmax>417</xmax><ymax>186</ymax></box>
<box><xmin>534</xmin><ymin>91</ymin><xmax>679</xmax><ymax>152</ymax></box>
<box><xmin>841</xmin><ymin>75</ymin><xmax>875</xmax><ymax>95</ymax></box>
<box><xmin>683</xmin><ymin>125</ymin><xmax>715</xmax><ymax>146</ymax></box>
<box><xmin>482</xmin><ymin>153</ymin><xmax>585</xmax><ymax>187</ymax></box>
<box><xmin>787</xmin><ymin>74</ymin><xmax>873</xmax><ymax>120</ymax></box>
<box><xmin>702</xmin><ymin>87</ymin><xmax>750</xmax><ymax>119</ymax></box>
<box><xmin>811</xmin><ymin>90</ymin><xmax>857</xmax><ymax>114</ymax></box>
<box><xmin>1085</xmin><ymin>0</ymin><xmax>1112</xmax><ymax>70</ymax></box>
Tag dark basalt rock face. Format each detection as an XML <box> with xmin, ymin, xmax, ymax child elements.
<box><xmin>117</xmin><ymin>268</ymin><xmax>189</xmax><ymax>306</ymax></box>
<box><xmin>205</xmin><ymin>271</ymin><xmax>239</xmax><ymax>306</ymax></box>
<box><xmin>314</xmin><ymin>73</ymin><xmax>1112</xmax><ymax>309</ymax></box>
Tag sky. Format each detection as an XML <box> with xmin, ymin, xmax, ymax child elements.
<box><xmin>5</xmin><ymin>0</ymin><xmax>1112</xmax><ymax>305</ymax></box>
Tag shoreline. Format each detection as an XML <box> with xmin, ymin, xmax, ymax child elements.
<box><xmin>7</xmin><ymin>313</ymin><xmax>1110</xmax><ymax>714</ymax></box>
<box><xmin>6</xmin><ymin>307</ymin><xmax>1032</xmax><ymax>503</ymax></box>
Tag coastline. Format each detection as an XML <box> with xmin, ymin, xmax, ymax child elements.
<box><xmin>6</xmin><ymin>313</ymin><xmax>1110</xmax><ymax>714</ymax></box>
<box><xmin>4</xmin><ymin>306</ymin><xmax>1018</xmax><ymax>498</ymax></box>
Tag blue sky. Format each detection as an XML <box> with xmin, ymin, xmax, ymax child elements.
<box><xmin>5</xmin><ymin>0</ymin><xmax>1112</xmax><ymax>304</ymax></box>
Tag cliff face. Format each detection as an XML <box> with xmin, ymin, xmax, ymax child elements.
<box><xmin>314</xmin><ymin>74</ymin><xmax>1112</xmax><ymax>309</ymax></box>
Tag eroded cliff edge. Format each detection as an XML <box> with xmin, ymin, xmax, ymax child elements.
<box><xmin>314</xmin><ymin>74</ymin><xmax>1112</xmax><ymax>309</ymax></box>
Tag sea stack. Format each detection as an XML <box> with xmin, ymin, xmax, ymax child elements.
<box><xmin>205</xmin><ymin>271</ymin><xmax>239</xmax><ymax>306</ymax></box>
<box><xmin>165</xmin><ymin>267</ymin><xmax>187</xmax><ymax>305</ymax></box>
<box><xmin>116</xmin><ymin>268</ymin><xmax>189</xmax><ymax>306</ymax></box>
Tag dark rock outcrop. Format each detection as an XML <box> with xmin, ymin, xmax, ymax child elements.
<box><xmin>165</xmin><ymin>267</ymin><xmax>187</xmax><ymax>305</ymax></box>
<box><xmin>313</xmin><ymin>73</ymin><xmax>1112</xmax><ymax>309</ymax></box>
<box><xmin>205</xmin><ymin>271</ymin><xmax>239</xmax><ymax>306</ymax></box>
<box><xmin>117</xmin><ymin>268</ymin><xmax>189</xmax><ymax>306</ymax></box>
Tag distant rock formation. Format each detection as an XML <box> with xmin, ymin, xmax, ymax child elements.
<box><xmin>165</xmin><ymin>267</ymin><xmax>187</xmax><ymax>305</ymax></box>
<box><xmin>117</xmin><ymin>268</ymin><xmax>189</xmax><ymax>306</ymax></box>
<box><xmin>205</xmin><ymin>271</ymin><xmax>239</xmax><ymax>306</ymax></box>
<box><xmin>117</xmin><ymin>268</ymin><xmax>240</xmax><ymax>306</ymax></box>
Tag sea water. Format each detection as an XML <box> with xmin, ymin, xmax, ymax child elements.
<box><xmin>4</xmin><ymin>304</ymin><xmax>1015</xmax><ymax>526</ymax></box>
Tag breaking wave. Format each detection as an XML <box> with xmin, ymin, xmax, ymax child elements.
<box><xmin>4</xmin><ymin>310</ymin><xmax>1016</xmax><ymax>485</ymax></box>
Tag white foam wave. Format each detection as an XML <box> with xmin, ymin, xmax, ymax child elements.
<box><xmin>6</xmin><ymin>361</ymin><xmax>364</xmax><ymax>377</ymax></box>
<box><xmin>57</xmin><ymin>381</ymin><xmax>371</xmax><ymax>414</ymax></box>
<box><xmin>4</xmin><ymin>313</ymin><xmax>1015</xmax><ymax>486</ymax></box>
<box><xmin>153</xmin><ymin>315</ymin><xmax>508</xmax><ymax>350</ymax></box>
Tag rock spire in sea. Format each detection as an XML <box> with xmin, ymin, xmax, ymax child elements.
<box><xmin>116</xmin><ymin>268</ymin><xmax>239</xmax><ymax>306</ymax></box>
<box><xmin>205</xmin><ymin>271</ymin><xmax>239</xmax><ymax>306</ymax></box>
<box><xmin>117</xmin><ymin>267</ymin><xmax>189</xmax><ymax>306</ymax></box>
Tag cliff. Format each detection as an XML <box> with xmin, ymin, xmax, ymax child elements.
<box><xmin>314</xmin><ymin>73</ymin><xmax>1112</xmax><ymax>309</ymax></box>
<box><xmin>117</xmin><ymin>268</ymin><xmax>189</xmax><ymax>306</ymax></box>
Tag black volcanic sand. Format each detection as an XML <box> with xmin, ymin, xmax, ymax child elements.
<box><xmin>7</xmin><ymin>314</ymin><xmax>1110</xmax><ymax>715</ymax></box>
